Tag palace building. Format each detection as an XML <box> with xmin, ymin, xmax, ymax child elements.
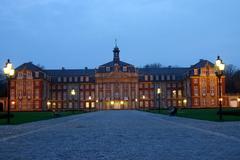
<box><xmin>7</xmin><ymin>44</ymin><xmax>227</xmax><ymax>111</ymax></box>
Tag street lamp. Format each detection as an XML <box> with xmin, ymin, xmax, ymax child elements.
<box><xmin>215</xmin><ymin>56</ymin><xmax>225</xmax><ymax>121</ymax></box>
<box><xmin>3</xmin><ymin>59</ymin><xmax>15</xmax><ymax>124</ymax></box>
<box><xmin>71</xmin><ymin>89</ymin><xmax>76</xmax><ymax>112</ymax></box>
<box><xmin>47</xmin><ymin>101</ymin><xmax>51</xmax><ymax>110</ymax></box>
<box><xmin>157</xmin><ymin>88</ymin><xmax>161</xmax><ymax>113</ymax></box>
<box><xmin>142</xmin><ymin>95</ymin><xmax>145</xmax><ymax>110</ymax></box>
<box><xmin>183</xmin><ymin>99</ymin><xmax>187</xmax><ymax>107</ymax></box>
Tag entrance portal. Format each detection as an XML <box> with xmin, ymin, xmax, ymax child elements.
<box><xmin>113</xmin><ymin>102</ymin><xmax>121</xmax><ymax>110</ymax></box>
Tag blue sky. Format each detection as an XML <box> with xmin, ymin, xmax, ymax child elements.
<box><xmin>0</xmin><ymin>0</ymin><xmax>240</xmax><ymax>69</ymax></box>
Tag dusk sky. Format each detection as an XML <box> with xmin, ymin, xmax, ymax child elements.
<box><xmin>0</xmin><ymin>0</ymin><xmax>240</xmax><ymax>69</ymax></box>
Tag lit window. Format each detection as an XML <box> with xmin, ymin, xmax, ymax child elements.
<box><xmin>18</xmin><ymin>72</ymin><xmax>23</xmax><ymax>78</ymax></box>
<box><xmin>194</xmin><ymin>69</ymin><xmax>198</xmax><ymax>75</ymax></box>
<box><xmin>178</xmin><ymin>90</ymin><xmax>182</xmax><ymax>97</ymax></box>
<box><xmin>86</xmin><ymin>102</ymin><xmax>90</xmax><ymax>108</ymax></box>
<box><xmin>91</xmin><ymin>102</ymin><xmax>95</xmax><ymax>108</ymax></box>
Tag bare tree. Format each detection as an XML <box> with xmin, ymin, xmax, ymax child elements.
<box><xmin>225</xmin><ymin>64</ymin><xmax>238</xmax><ymax>93</ymax></box>
<box><xmin>143</xmin><ymin>63</ymin><xmax>162</xmax><ymax>68</ymax></box>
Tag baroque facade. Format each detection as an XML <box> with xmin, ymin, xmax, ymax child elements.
<box><xmin>8</xmin><ymin>45</ymin><xmax>226</xmax><ymax>111</ymax></box>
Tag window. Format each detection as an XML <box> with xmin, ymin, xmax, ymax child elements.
<box><xmin>178</xmin><ymin>90</ymin><xmax>182</xmax><ymax>97</ymax></box>
<box><xmin>161</xmin><ymin>75</ymin><xmax>165</xmax><ymax>81</ymax></box>
<box><xmin>172</xmin><ymin>75</ymin><xmax>175</xmax><ymax>80</ymax></box>
<box><xmin>86</xmin><ymin>102</ymin><xmax>90</xmax><ymax>108</ymax></box>
<box><xmin>91</xmin><ymin>102</ymin><xmax>95</xmax><ymax>108</ymax></box>
<box><xmin>167</xmin><ymin>75</ymin><xmax>170</xmax><ymax>80</ymax></box>
<box><xmin>35</xmin><ymin>72</ymin><xmax>39</xmax><ymax>78</ymax></box>
<box><xmin>194</xmin><ymin>86</ymin><xmax>198</xmax><ymax>96</ymax></box>
<box><xmin>123</xmin><ymin>66</ymin><xmax>127</xmax><ymax>72</ymax></box>
<box><xmin>34</xmin><ymin>89</ymin><xmax>39</xmax><ymax>99</ymax></box>
<box><xmin>58</xmin><ymin>77</ymin><xmax>61</xmax><ymax>82</ymax></box>
<box><xmin>194</xmin><ymin>98</ymin><xmax>199</xmax><ymax>105</ymax></box>
<box><xmin>85</xmin><ymin>76</ymin><xmax>89</xmax><ymax>82</ymax></box>
<box><xmin>150</xmin><ymin>75</ymin><xmax>153</xmax><ymax>81</ymax></box>
<box><xmin>106</xmin><ymin>67</ymin><xmax>110</xmax><ymax>72</ymax></box>
<box><xmin>194</xmin><ymin>69</ymin><xmax>198</xmax><ymax>75</ymax></box>
<box><xmin>18</xmin><ymin>72</ymin><xmax>23</xmax><ymax>78</ymax></box>
<box><xmin>27</xmin><ymin>72</ymin><xmax>32</xmax><ymax>78</ymax></box>
<box><xmin>193</xmin><ymin>79</ymin><xmax>198</xmax><ymax>84</ymax></box>
<box><xmin>156</xmin><ymin>75</ymin><xmax>159</xmax><ymax>81</ymax></box>
<box><xmin>211</xmin><ymin>99</ymin><xmax>215</xmax><ymax>105</ymax></box>
<box><xmin>63</xmin><ymin>77</ymin><xmax>67</xmax><ymax>82</ymax></box>
<box><xmin>69</xmin><ymin>77</ymin><xmax>72</xmax><ymax>82</ymax></box>
<box><xmin>202</xmin><ymin>88</ymin><xmax>206</xmax><ymax>96</ymax></box>
<box><xmin>74</xmin><ymin>77</ymin><xmax>78</xmax><ymax>82</ymax></box>
<box><xmin>80</xmin><ymin>76</ymin><xmax>84</xmax><ymax>82</ymax></box>
<box><xmin>144</xmin><ymin>75</ymin><xmax>148</xmax><ymax>81</ymax></box>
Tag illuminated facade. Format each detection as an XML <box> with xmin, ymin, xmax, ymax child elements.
<box><xmin>7</xmin><ymin>45</ymin><xmax>226</xmax><ymax>111</ymax></box>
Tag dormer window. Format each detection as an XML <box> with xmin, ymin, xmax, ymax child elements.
<box><xmin>74</xmin><ymin>77</ymin><xmax>78</xmax><ymax>82</ymax></box>
<box><xmin>58</xmin><ymin>77</ymin><xmax>61</xmax><ymax>82</ymax></box>
<box><xmin>144</xmin><ymin>75</ymin><xmax>148</xmax><ymax>81</ymax></box>
<box><xmin>85</xmin><ymin>76</ymin><xmax>89</xmax><ymax>82</ymax></box>
<box><xmin>123</xmin><ymin>66</ymin><xmax>127</xmax><ymax>72</ymax></box>
<box><xmin>194</xmin><ymin>69</ymin><xmax>198</xmax><ymax>75</ymax></box>
<box><xmin>106</xmin><ymin>67</ymin><xmax>110</xmax><ymax>72</ymax></box>
<box><xmin>63</xmin><ymin>77</ymin><xmax>67</xmax><ymax>82</ymax></box>
<box><xmin>34</xmin><ymin>72</ymin><xmax>39</xmax><ymax>78</ymax></box>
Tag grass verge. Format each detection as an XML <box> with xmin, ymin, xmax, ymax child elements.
<box><xmin>145</xmin><ymin>108</ymin><xmax>240</xmax><ymax>122</ymax></box>
<box><xmin>0</xmin><ymin>111</ymin><xmax>86</xmax><ymax>125</ymax></box>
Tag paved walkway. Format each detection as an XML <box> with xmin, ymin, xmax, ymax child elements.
<box><xmin>0</xmin><ymin>110</ymin><xmax>240</xmax><ymax>160</ymax></box>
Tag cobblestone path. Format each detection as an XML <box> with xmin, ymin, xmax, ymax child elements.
<box><xmin>0</xmin><ymin>110</ymin><xmax>240</xmax><ymax>160</ymax></box>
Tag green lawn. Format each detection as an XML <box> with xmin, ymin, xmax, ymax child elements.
<box><xmin>0</xmin><ymin>111</ymin><xmax>85</xmax><ymax>125</ymax></box>
<box><xmin>146</xmin><ymin>108</ymin><xmax>240</xmax><ymax>122</ymax></box>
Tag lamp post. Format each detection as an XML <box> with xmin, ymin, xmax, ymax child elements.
<box><xmin>215</xmin><ymin>56</ymin><xmax>225</xmax><ymax>121</ymax></box>
<box><xmin>142</xmin><ymin>95</ymin><xmax>145</xmax><ymax>110</ymax></box>
<box><xmin>88</xmin><ymin>96</ymin><xmax>92</xmax><ymax>111</ymax></box>
<box><xmin>157</xmin><ymin>88</ymin><xmax>161</xmax><ymax>113</ymax></box>
<box><xmin>47</xmin><ymin>101</ymin><xmax>51</xmax><ymax>111</ymax></box>
<box><xmin>183</xmin><ymin>99</ymin><xmax>187</xmax><ymax>107</ymax></box>
<box><xmin>71</xmin><ymin>89</ymin><xmax>76</xmax><ymax>112</ymax></box>
<box><xmin>3</xmin><ymin>59</ymin><xmax>15</xmax><ymax>124</ymax></box>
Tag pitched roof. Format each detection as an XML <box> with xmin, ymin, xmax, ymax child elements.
<box><xmin>138</xmin><ymin>67</ymin><xmax>190</xmax><ymax>80</ymax></box>
<box><xmin>191</xmin><ymin>59</ymin><xmax>214</xmax><ymax>69</ymax></box>
<box><xmin>16</xmin><ymin>62</ymin><xmax>43</xmax><ymax>71</ymax></box>
<box><xmin>44</xmin><ymin>69</ymin><xmax>95</xmax><ymax>77</ymax></box>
